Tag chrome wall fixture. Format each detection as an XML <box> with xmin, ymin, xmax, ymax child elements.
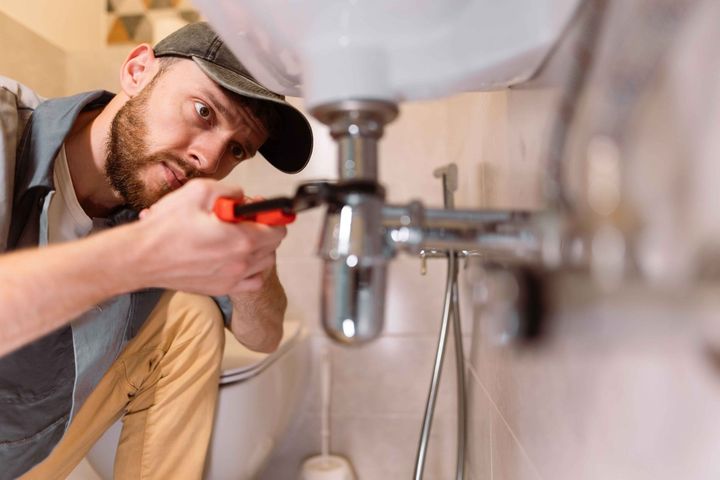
<box><xmin>310</xmin><ymin>99</ymin><xmax>552</xmax><ymax>345</ymax></box>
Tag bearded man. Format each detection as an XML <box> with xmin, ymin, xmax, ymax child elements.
<box><xmin>0</xmin><ymin>22</ymin><xmax>313</xmax><ymax>479</ymax></box>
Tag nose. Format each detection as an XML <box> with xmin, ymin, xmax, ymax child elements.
<box><xmin>188</xmin><ymin>133</ymin><xmax>228</xmax><ymax>175</ymax></box>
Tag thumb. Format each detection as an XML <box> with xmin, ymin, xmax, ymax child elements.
<box><xmin>184</xmin><ymin>179</ymin><xmax>245</xmax><ymax>211</ymax></box>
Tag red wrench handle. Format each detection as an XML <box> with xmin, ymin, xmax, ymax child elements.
<box><xmin>213</xmin><ymin>197</ymin><xmax>296</xmax><ymax>226</ymax></box>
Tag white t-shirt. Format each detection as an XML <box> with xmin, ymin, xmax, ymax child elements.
<box><xmin>47</xmin><ymin>145</ymin><xmax>93</xmax><ymax>244</ymax></box>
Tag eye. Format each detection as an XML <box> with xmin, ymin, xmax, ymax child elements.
<box><xmin>230</xmin><ymin>144</ymin><xmax>246</xmax><ymax>161</ymax></box>
<box><xmin>194</xmin><ymin>101</ymin><xmax>211</xmax><ymax>120</ymax></box>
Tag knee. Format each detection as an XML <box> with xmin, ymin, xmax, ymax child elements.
<box><xmin>164</xmin><ymin>292</ymin><xmax>226</xmax><ymax>362</ymax></box>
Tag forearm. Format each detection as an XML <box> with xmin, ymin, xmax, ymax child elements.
<box><xmin>230</xmin><ymin>267</ymin><xmax>287</xmax><ymax>353</ymax></box>
<box><xmin>0</xmin><ymin>179</ymin><xmax>289</xmax><ymax>357</ymax></box>
<box><xmin>0</xmin><ymin>223</ymin><xmax>145</xmax><ymax>357</ymax></box>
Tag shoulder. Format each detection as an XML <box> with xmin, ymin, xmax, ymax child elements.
<box><xmin>0</xmin><ymin>75</ymin><xmax>44</xmax><ymax>112</ymax></box>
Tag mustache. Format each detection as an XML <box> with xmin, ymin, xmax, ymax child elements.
<box><xmin>153</xmin><ymin>152</ymin><xmax>200</xmax><ymax>180</ymax></box>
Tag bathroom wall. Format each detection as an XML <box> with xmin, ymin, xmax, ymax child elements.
<box><xmin>229</xmin><ymin>94</ymin><xmax>484</xmax><ymax>480</ymax></box>
<box><xmin>463</xmin><ymin>2</ymin><xmax>720</xmax><ymax>480</ymax></box>
<box><xmin>0</xmin><ymin>0</ymin><xmax>104</xmax><ymax>51</ymax></box>
<box><xmin>253</xmin><ymin>2</ymin><xmax>720</xmax><ymax>479</ymax></box>
<box><xmin>0</xmin><ymin>10</ymin><xmax>66</xmax><ymax>97</ymax></box>
<box><xmin>248</xmin><ymin>87</ymin><xmax>561</xmax><ymax>479</ymax></box>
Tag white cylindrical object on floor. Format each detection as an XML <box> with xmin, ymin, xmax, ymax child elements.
<box><xmin>300</xmin><ymin>455</ymin><xmax>355</xmax><ymax>480</ymax></box>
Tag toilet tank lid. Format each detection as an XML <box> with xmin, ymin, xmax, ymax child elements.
<box><xmin>220</xmin><ymin>320</ymin><xmax>303</xmax><ymax>379</ymax></box>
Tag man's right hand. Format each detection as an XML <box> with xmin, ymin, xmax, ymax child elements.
<box><xmin>130</xmin><ymin>178</ymin><xmax>287</xmax><ymax>296</ymax></box>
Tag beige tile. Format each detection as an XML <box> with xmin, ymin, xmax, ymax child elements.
<box><xmin>277</xmin><ymin>257</ymin><xmax>323</xmax><ymax>330</ymax></box>
<box><xmin>467</xmin><ymin>280</ymin><xmax>720</xmax><ymax>480</ymax></box>
<box><xmin>329</xmin><ymin>336</ymin><xmax>462</xmax><ymax>418</ymax></box>
<box><xmin>256</xmin><ymin>412</ymin><xmax>322</xmax><ymax>480</ymax></box>
<box><xmin>466</xmin><ymin>374</ymin><xmax>492</xmax><ymax>480</ymax></box>
<box><xmin>331</xmin><ymin>414</ymin><xmax>457</xmax><ymax>480</ymax></box>
<box><xmin>299</xmin><ymin>335</ymin><xmax>335</xmax><ymax>416</ymax></box>
<box><xmin>445</xmin><ymin>88</ymin><xmax>560</xmax><ymax>211</ymax></box>
<box><xmin>277</xmin><ymin>208</ymin><xmax>326</xmax><ymax>260</ymax></box>
<box><xmin>379</xmin><ymin>99</ymin><xmax>450</xmax><ymax>205</ymax></box>
<box><xmin>385</xmin><ymin>255</ymin><xmax>453</xmax><ymax>335</ymax></box>
<box><xmin>490</xmin><ymin>405</ymin><xmax>542</xmax><ymax>480</ymax></box>
<box><xmin>446</xmin><ymin>91</ymin><xmax>508</xmax><ymax>210</ymax></box>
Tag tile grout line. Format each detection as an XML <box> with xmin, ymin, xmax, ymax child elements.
<box><xmin>467</xmin><ymin>362</ymin><xmax>545</xmax><ymax>480</ymax></box>
<box><xmin>490</xmin><ymin>407</ymin><xmax>493</xmax><ymax>480</ymax></box>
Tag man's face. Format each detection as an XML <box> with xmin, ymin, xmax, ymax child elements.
<box><xmin>106</xmin><ymin>59</ymin><xmax>270</xmax><ymax>210</ymax></box>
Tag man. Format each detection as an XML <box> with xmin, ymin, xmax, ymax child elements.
<box><xmin>0</xmin><ymin>22</ymin><xmax>313</xmax><ymax>479</ymax></box>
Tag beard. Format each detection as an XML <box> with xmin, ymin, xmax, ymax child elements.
<box><xmin>105</xmin><ymin>79</ymin><xmax>197</xmax><ymax>211</ymax></box>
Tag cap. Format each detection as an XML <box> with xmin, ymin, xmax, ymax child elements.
<box><xmin>153</xmin><ymin>22</ymin><xmax>313</xmax><ymax>174</ymax></box>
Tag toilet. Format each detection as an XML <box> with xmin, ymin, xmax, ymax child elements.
<box><xmin>86</xmin><ymin>320</ymin><xmax>310</xmax><ymax>479</ymax></box>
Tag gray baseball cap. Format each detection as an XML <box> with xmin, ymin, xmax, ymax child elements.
<box><xmin>154</xmin><ymin>22</ymin><xmax>313</xmax><ymax>174</ymax></box>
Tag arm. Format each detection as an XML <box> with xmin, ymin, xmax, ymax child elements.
<box><xmin>228</xmin><ymin>265</ymin><xmax>287</xmax><ymax>354</ymax></box>
<box><xmin>0</xmin><ymin>223</ymin><xmax>146</xmax><ymax>356</ymax></box>
<box><xmin>0</xmin><ymin>179</ymin><xmax>286</xmax><ymax>357</ymax></box>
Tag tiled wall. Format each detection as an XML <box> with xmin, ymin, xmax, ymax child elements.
<box><xmin>229</xmin><ymin>85</ymin><xmax>561</xmax><ymax>479</ymax></box>
<box><xmin>226</xmin><ymin>97</ymin><xmax>480</xmax><ymax>479</ymax></box>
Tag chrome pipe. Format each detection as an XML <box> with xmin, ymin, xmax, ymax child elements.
<box><xmin>313</xmin><ymin>100</ymin><xmax>399</xmax><ymax>344</ymax></box>
<box><xmin>311</xmin><ymin>99</ymin><xmax>398</xmax><ymax>181</ymax></box>
<box><xmin>452</xmin><ymin>278</ymin><xmax>466</xmax><ymax>480</ymax></box>
<box><xmin>388</xmin><ymin>226</ymin><xmax>541</xmax><ymax>260</ymax></box>
<box><xmin>383</xmin><ymin>204</ymin><xmax>521</xmax><ymax>228</ymax></box>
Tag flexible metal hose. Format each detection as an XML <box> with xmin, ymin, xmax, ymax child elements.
<box><xmin>413</xmin><ymin>249</ymin><xmax>466</xmax><ymax>480</ymax></box>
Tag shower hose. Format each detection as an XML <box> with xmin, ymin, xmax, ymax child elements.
<box><xmin>413</xmin><ymin>165</ymin><xmax>467</xmax><ymax>480</ymax></box>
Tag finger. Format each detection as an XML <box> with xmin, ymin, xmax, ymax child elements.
<box><xmin>183</xmin><ymin>178</ymin><xmax>246</xmax><ymax>210</ymax></box>
<box><xmin>138</xmin><ymin>208</ymin><xmax>151</xmax><ymax>220</ymax></box>
<box><xmin>231</xmin><ymin>223</ymin><xmax>287</xmax><ymax>250</ymax></box>
<box><xmin>232</xmin><ymin>273</ymin><xmax>265</xmax><ymax>293</ymax></box>
<box><xmin>242</xmin><ymin>253</ymin><xmax>277</xmax><ymax>279</ymax></box>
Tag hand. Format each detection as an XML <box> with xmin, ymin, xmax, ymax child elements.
<box><xmin>132</xmin><ymin>178</ymin><xmax>287</xmax><ymax>296</ymax></box>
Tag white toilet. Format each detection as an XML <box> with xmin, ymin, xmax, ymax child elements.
<box><xmin>86</xmin><ymin>320</ymin><xmax>310</xmax><ymax>479</ymax></box>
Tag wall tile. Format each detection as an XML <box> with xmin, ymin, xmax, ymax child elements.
<box><xmin>468</xmin><ymin>279</ymin><xmax>720</xmax><ymax>480</ymax></box>
<box><xmin>331</xmin><ymin>414</ymin><xmax>457</xmax><ymax>480</ymax></box>
<box><xmin>490</xmin><ymin>405</ymin><xmax>542</xmax><ymax>480</ymax></box>
<box><xmin>466</xmin><ymin>373</ymin><xmax>492</xmax><ymax>480</ymax></box>
<box><xmin>385</xmin><ymin>255</ymin><xmax>475</xmax><ymax>335</ymax></box>
<box><xmin>329</xmin><ymin>336</ymin><xmax>461</xmax><ymax>418</ymax></box>
<box><xmin>380</xmin><ymin>99</ymin><xmax>451</xmax><ymax>206</ymax></box>
<box><xmin>276</xmin><ymin>209</ymin><xmax>325</xmax><ymax>260</ymax></box>
<box><xmin>446</xmin><ymin>92</ymin><xmax>508</xmax><ymax>210</ymax></box>
<box><xmin>276</xmin><ymin>257</ymin><xmax>323</xmax><ymax>330</ymax></box>
<box><xmin>256</xmin><ymin>413</ymin><xmax>322</xmax><ymax>480</ymax></box>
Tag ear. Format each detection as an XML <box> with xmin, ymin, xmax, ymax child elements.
<box><xmin>119</xmin><ymin>44</ymin><xmax>159</xmax><ymax>97</ymax></box>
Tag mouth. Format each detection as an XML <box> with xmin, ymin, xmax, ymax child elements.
<box><xmin>161</xmin><ymin>162</ymin><xmax>188</xmax><ymax>190</ymax></box>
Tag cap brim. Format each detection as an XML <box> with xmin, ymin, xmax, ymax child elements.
<box><xmin>192</xmin><ymin>56</ymin><xmax>313</xmax><ymax>174</ymax></box>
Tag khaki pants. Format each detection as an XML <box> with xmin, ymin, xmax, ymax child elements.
<box><xmin>22</xmin><ymin>291</ymin><xmax>225</xmax><ymax>480</ymax></box>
